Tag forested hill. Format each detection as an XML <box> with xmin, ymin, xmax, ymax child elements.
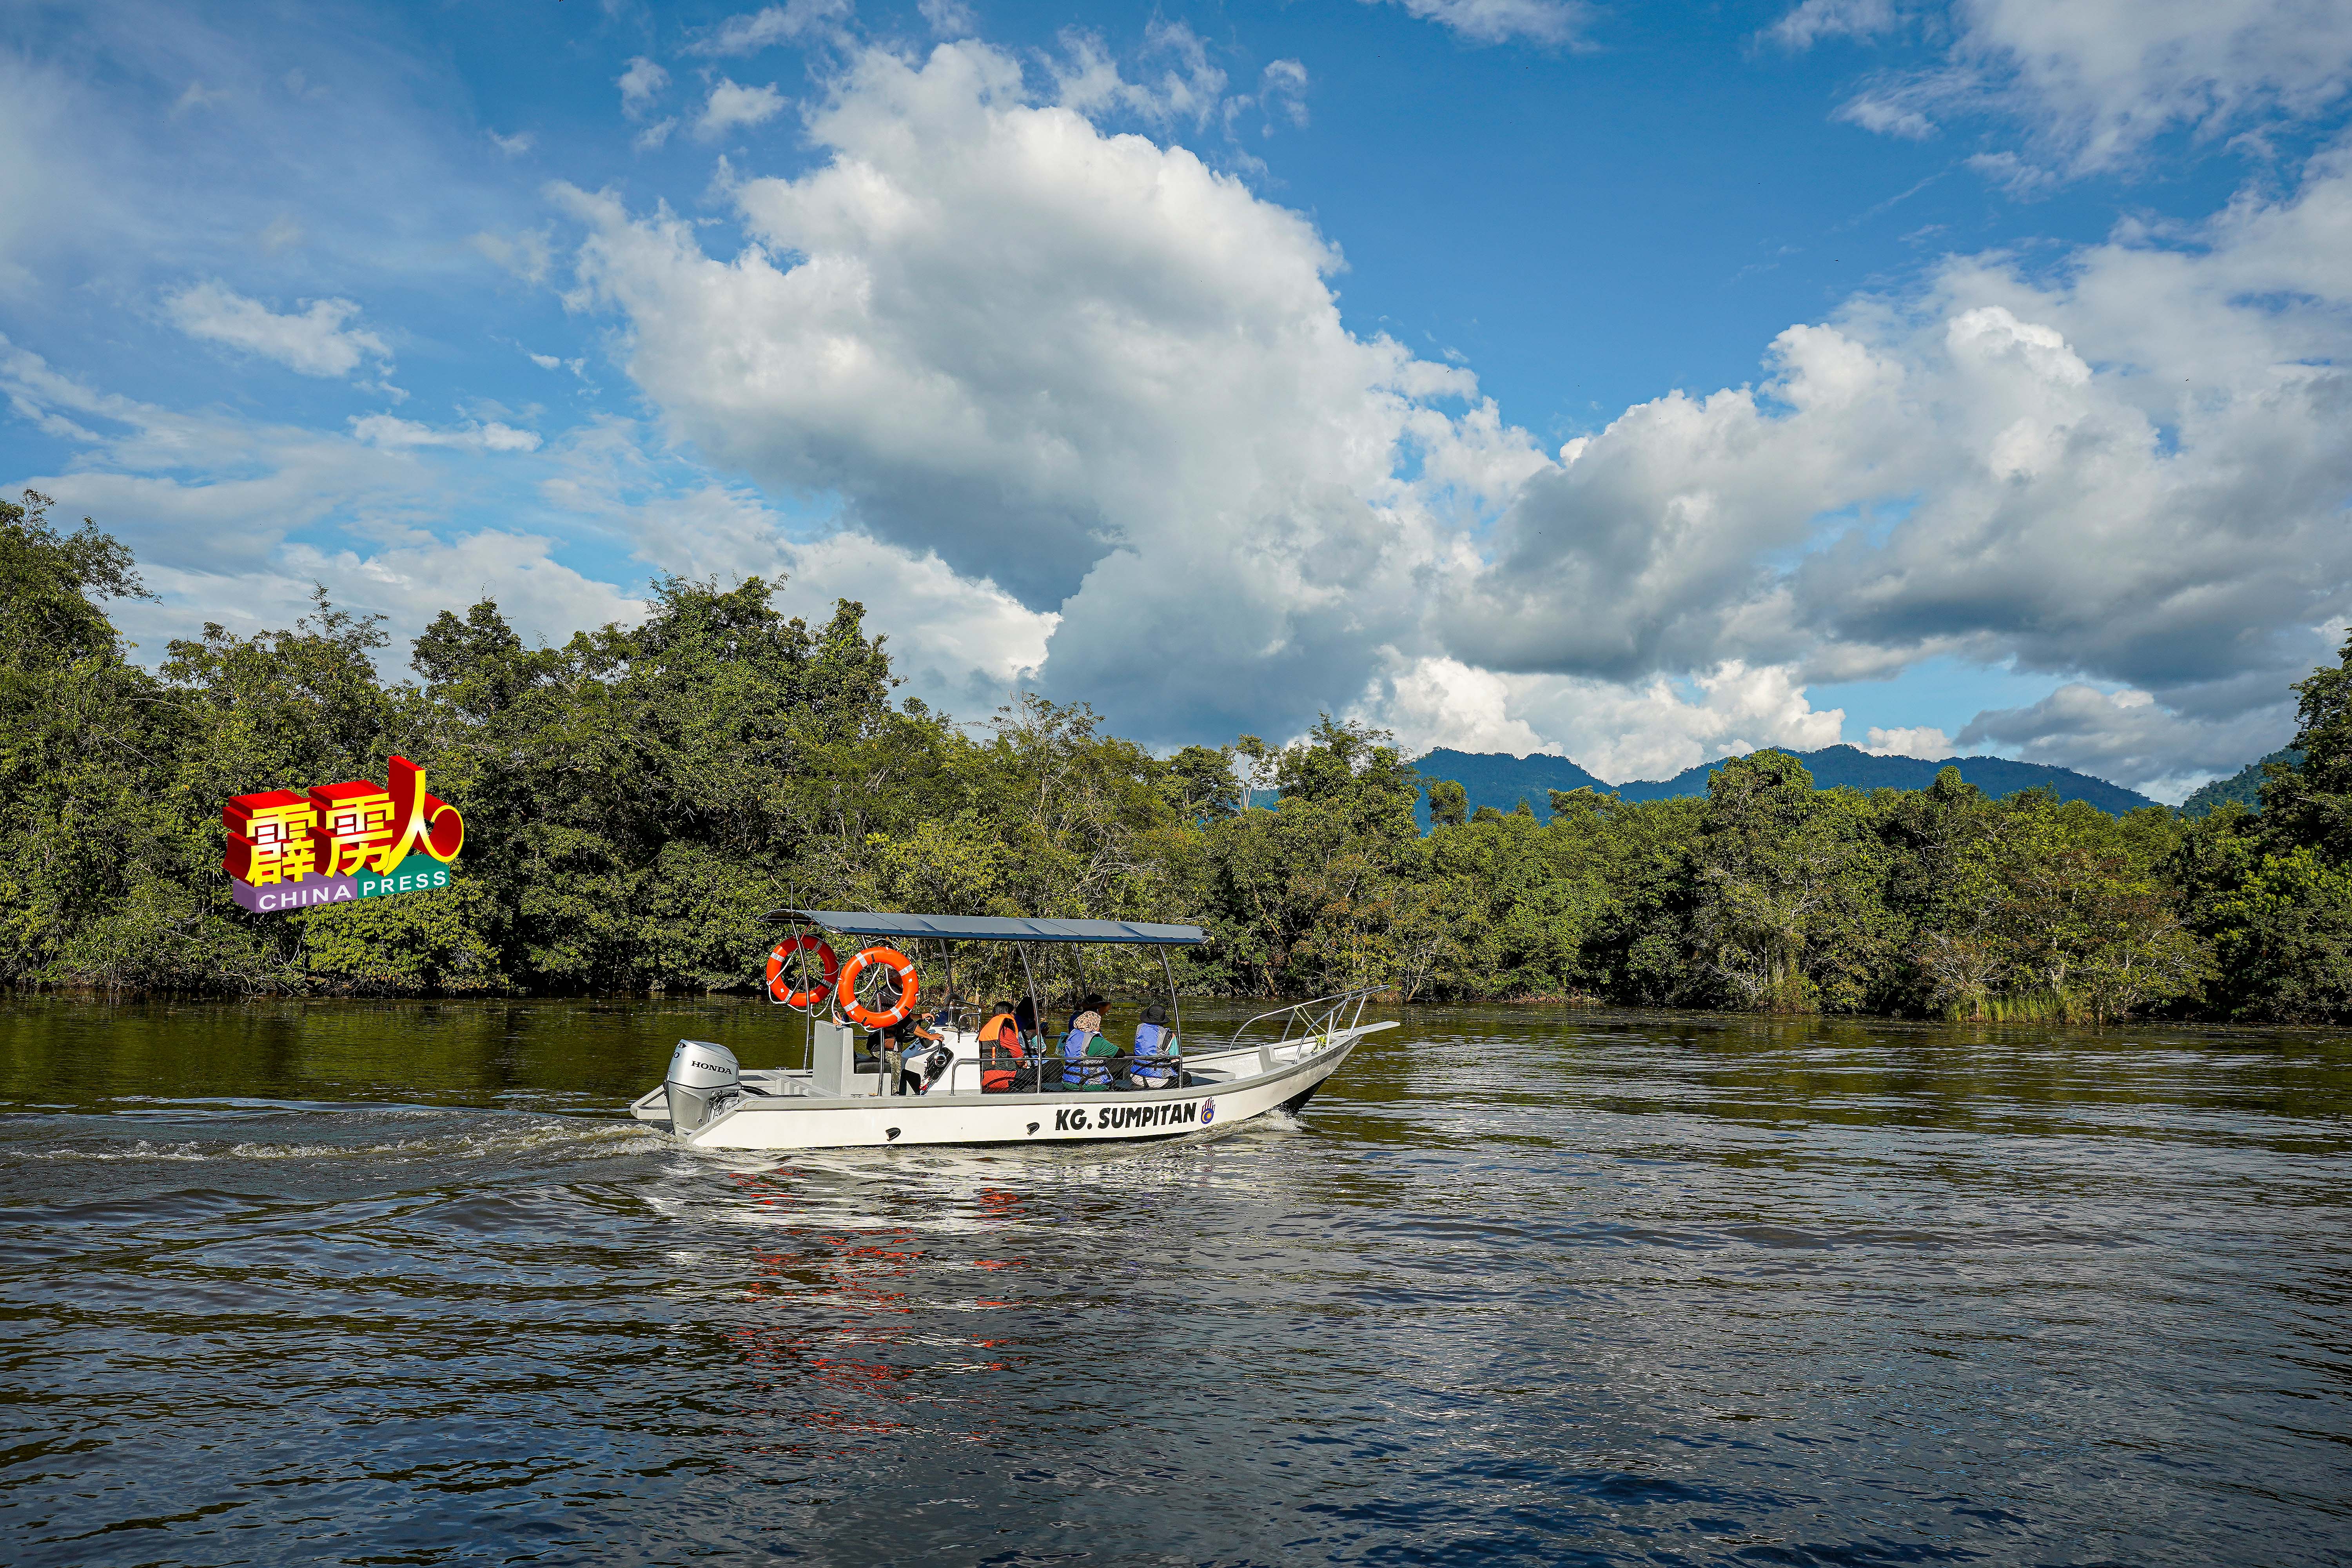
<box><xmin>1408</xmin><ymin>751</ymin><xmax>1608</xmax><ymax>825</ymax></box>
<box><xmin>1415</xmin><ymin>744</ymin><xmax>2157</xmax><ymax>827</ymax></box>
<box><xmin>2180</xmin><ymin>750</ymin><xmax>2302</xmax><ymax>817</ymax></box>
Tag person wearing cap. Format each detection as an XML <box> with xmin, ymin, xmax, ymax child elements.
<box><xmin>1127</xmin><ymin>1003</ymin><xmax>1179</xmax><ymax>1089</ymax></box>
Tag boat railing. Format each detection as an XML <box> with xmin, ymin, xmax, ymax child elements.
<box><xmin>1222</xmin><ymin>985</ymin><xmax>1387</xmax><ymax>1053</ymax></box>
<box><xmin>924</xmin><ymin>1042</ymin><xmax>1171</xmax><ymax>1097</ymax></box>
<box><xmin>858</xmin><ymin>989</ymin><xmax>1383</xmax><ymax>1097</ymax></box>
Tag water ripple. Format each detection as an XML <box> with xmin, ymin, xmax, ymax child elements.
<box><xmin>0</xmin><ymin>1000</ymin><xmax>2345</xmax><ymax>1565</ymax></box>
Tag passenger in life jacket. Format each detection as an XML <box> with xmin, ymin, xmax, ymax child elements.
<box><xmin>1063</xmin><ymin>1009</ymin><xmax>1117</xmax><ymax>1088</ymax></box>
<box><xmin>1128</xmin><ymin>1003</ymin><xmax>1178</xmax><ymax>1089</ymax></box>
<box><xmin>978</xmin><ymin>1004</ymin><xmax>1026</xmax><ymax>1093</ymax></box>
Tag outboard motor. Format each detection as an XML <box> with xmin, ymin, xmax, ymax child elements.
<box><xmin>665</xmin><ymin>1040</ymin><xmax>741</xmax><ymax>1133</ymax></box>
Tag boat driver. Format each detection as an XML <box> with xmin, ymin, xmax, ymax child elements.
<box><xmin>887</xmin><ymin>1007</ymin><xmax>946</xmax><ymax>1094</ymax></box>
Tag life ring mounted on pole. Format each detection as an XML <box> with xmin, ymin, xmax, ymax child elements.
<box><xmin>765</xmin><ymin>935</ymin><xmax>838</xmax><ymax>1009</ymax></box>
<box><xmin>837</xmin><ymin>946</ymin><xmax>920</xmax><ymax>1029</ymax></box>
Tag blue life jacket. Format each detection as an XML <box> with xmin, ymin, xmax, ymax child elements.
<box><xmin>1062</xmin><ymin>1028</ymin><xmax>1110</xmax><ymax>1086</ymax></box>
<box><xmin>1129</xmin><ymin>1022</ymin><xmax>1176</xmax><ymax>1084</ymax></box>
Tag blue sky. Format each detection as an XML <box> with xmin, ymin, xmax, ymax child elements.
<box><xmin>4</xmin><ymin>0</ymin><xmax>2349</xmax><ymax>798</ymax></box>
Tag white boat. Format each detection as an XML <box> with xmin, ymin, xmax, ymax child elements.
<box><xmin>629</xmin><ymin>909</ymin><xmax>1392</xmax><ymax>1151</ymax></box>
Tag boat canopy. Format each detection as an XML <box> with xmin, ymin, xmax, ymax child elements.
<box><xmin>781</xmin><ymin>910</ymin><xmax>1207</xmax><ymax>946</ymax></box>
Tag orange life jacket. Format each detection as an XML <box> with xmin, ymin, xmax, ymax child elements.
<box><xmin>978</xmin><ymin>1014</ymin><xmax>1025</xmax><ymax>1091</ymax></box>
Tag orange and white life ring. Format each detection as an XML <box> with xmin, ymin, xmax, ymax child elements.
<box><xmin>837</xmin><ymin>946</ymin><xmax>920</xmax><ymax>1029</ymax></box>
<box><xmin>765</xmin><ymin>936</ymin><xmax>838</xmax><ymax>1008</ymax></box>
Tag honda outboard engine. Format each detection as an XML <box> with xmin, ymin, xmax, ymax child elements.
<box><xmin>665</xmin><ymin>1040</ymin><xmax>741</xmax><ymax>1133</ymax></box>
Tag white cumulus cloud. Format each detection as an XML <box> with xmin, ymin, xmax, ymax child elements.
<box><xmin>618</xmin><ymin>57</ymin><xmax>670</xmax><ymax>118</ymax></box>
<box><xmin>1768</xmin><ymin>0</ymin><xmax>1898</xmax><ymax>49</ymax></box>
<box><xmin>919</xmin><ymin>0</ymin><xmax>976</xmax><ymax>38</ymax></box>
<box><xmin>554</xmin><ymin>40</ymin><xmax>1537</xmax><ymax>747</ymax></box>
<box><xmin>1528</xmin><ymin>662</ymin><xmax>1847</xmax><ymax>783</ymax></box>
<box><xmin>164</xmin><ymin>281</ymin><xmax>390</xmax><ymax>378</ymax></box>
<box><xmin>1356</xmin><ymin>656</ymin><xmax>1849</xmax><ymax>783</ymax></box>
<box><xmin>695</xmin><ymin>78</ymin><xmax>788</xmax><ymax>140</ymax></box>
<box><xmin>537</xmin><ymin>418</ymin><xmax>1056</xmax><ymax>716</ymax></box>
<box><xmin>1797</xmin><ymin>0</ymin><xmax>2352</xmax><ymax>176</ymax></box>
<box><xmin>351</xmin><ymin>414</ymin><xmax>541</xmax><ymax>452</ymax></box>
<box><xmin>1864</xmin><ymin>725</ymin><xmax>1955</xmax><ymax>760</ymax></box>
<box><xmin>691</xmin><ymin>0</ymin><xmax>853</xmax><ymax>56</ymax></box>
<box><xmin>0</xmin><ymin>336</ymin><xmax>629</xmax><ymax>665</ymax></box>
<box><xmin>1837</xmin><ymin>94</ymin><xmax>1938</xmax><ymax>140</ymax></box>
<box><xmin>1052</xmin><ymin>22</ymin><xmax>1228</xmax><ymax>130</ymax></box>
<box><xmin>1372</xmin><ymin>0</ymin><xmax>1591</xmax><ymax>48</ymax></box>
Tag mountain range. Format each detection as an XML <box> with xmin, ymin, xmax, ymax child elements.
<box><xmin>1413</xmin><ymin>744</ymin><xmax>2161</xmax><ymax>828</ymax></box>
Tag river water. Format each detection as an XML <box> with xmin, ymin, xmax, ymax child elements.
<box><xmin>0</xmin><ymin>998</ymin><xmax>2345</xmax><ymax>1566</ymax></box>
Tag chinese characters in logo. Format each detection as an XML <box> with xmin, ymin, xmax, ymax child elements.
<box><xmin>223</xmin><ymin>756</ymin><xmax>465</xmax><ymax>914</ymax></box>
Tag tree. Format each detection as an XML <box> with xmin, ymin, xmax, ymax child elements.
<box><xmin>1427</xmin><ymin>778</ymin><xmax>1468</xmax><ymax>828</ymax></box>
<box><xmin>1232</xmin><ymin>734</ymin><xmax>1274</xmax><ymax>813</ymax></box>
<box><xmin>1163</xmin><ymin>744</ymin><xmax>1242</xmax><ymax>822</ymax></box>
<box><xmin>1885</xmin><ymin>768</ymin><xmax>2001</xmax><ymax>1016</ymax></box>
<box><xmin>2201</xmin><ymin>848</ymin><xmax>2352</xmax><ymax>1022</ymax></box>
<box><xmin>1688</xmin><ymin>752</ymin><xmax>1891</xmax><ymax>1012</ymax></box>
<box><xmin>0</xmin><ymin>492</ymin><xmax>212</xmax><ymax>989</ymax></box>
<box><xmin>0</xmin><ymin>490</ymin><xmax>144</xmax><ymax>669</ymax></box>
<box><xmin>2260</xmin><ymin>630</ymin><xmax>2352</xmax><ymax>861</ymax></box>
<box><xmin>1199</xmin><ymin>719</ymin><xmax>1419</xmax><ymax>995</ymax></box>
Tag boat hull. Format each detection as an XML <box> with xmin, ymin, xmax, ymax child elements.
<box><xmin>634</xmin><ymin>1022</ymin><xmax>1390</xmax><ymax>1151</ymax></box>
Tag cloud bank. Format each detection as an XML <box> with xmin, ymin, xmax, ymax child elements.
<box><xmin>544</xmin><ymin>35</ymin><xmax>2347</xmax><ymax>789</ymax></box>
<box><xmin>7</xmin><ymin>8</ymin><xmax>2348</xmax><ymax>802</ymax></box>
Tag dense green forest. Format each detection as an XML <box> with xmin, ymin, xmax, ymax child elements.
<box><xmin>6</xmin><ymin>491</ymin><xmax>2350</xmax><ymax>1021</ymax></box>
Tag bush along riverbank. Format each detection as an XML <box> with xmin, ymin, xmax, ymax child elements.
<box><xmin>5</xmin><ymin>490</ymin><xmax>2349</xmax><ymax>1021</ymax></box>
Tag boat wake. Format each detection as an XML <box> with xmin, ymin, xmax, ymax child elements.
<box><xmin>1</xmin><ymin>1106</ymin><xmax>664</xmax><ymax>1166</ymax></box>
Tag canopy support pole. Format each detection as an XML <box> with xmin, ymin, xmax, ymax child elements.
<box><xmin>1160</xmin><ymin>947</ymin><xmax>1181</xmax><ymax>1049</ymax></box>
<box><xmin>1016</xmin><ymin>942</ymin><xmax>1044</xmax><ymax>1094</ymax></box>
<box><xmin>1068</xmin><ymin>942</ymin><xmax>1093</xmax><ymax>1019</ymax></box>
<box><xmin>1017</xmin><ymin>940</ymin><xmax>1040</xmax><ymax>1028</ymax></box>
